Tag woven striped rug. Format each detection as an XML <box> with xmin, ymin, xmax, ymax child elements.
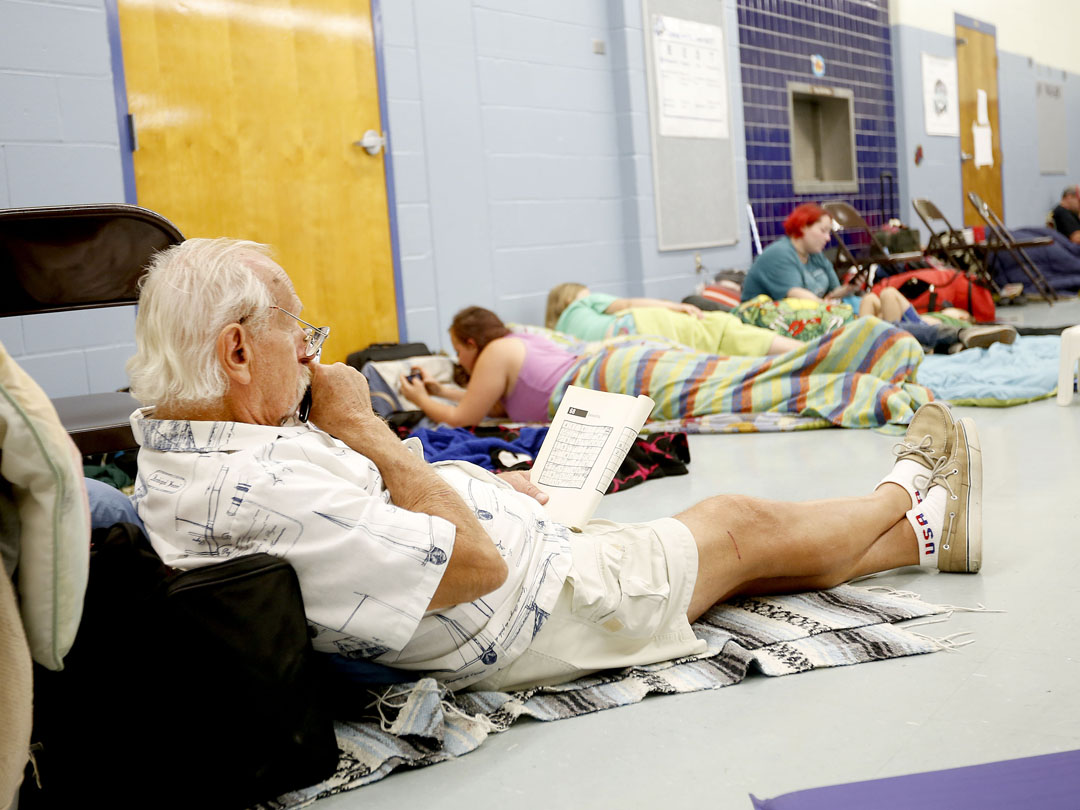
<box><xmin>257</xmin><ymin>585</ymin><xmax>947</xmax><ymax>810</ymax></box>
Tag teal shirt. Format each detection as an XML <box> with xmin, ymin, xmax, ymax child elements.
<box><xmin>742</xmin><ymin>237</ymin><xmax>838</xmax><ymax>301</ymax></box>
<box><xmin>554</xmin><ymin>292</ymin><xmax>618</xmax><ymax>340</ymax></box>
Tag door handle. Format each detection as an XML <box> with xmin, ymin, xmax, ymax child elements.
<box><xmin>960</xmin><ymin>152</ymin><xmax>974</xmax><ymax>161</ymax></box>
<box><xmin>354</xmin><ymin>130</ymin><xmax>386</xmax><ymax>156</ymax></box>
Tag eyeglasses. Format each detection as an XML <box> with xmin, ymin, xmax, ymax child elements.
<box><xmin>270</xmin><ymin>306</ymin><xmax>330</xmax><ymax>357</ymax></box>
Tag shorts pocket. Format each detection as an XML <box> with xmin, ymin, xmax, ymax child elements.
<box><xmin>567</xmin><ymin>532</ymin><xmax>671</xmax><ymax>639</ymax></box>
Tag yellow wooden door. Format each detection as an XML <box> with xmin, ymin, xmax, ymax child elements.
<box><xmin>955</xmin><ymin>22</ymin><xmax>1003</xmax><ymax>227</ymax></box>
<box><xmin>117</xmin><ymin>0</ymin><xmax>398</xmax><ymax>364</ymax></box>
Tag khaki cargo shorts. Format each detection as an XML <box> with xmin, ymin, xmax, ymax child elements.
<box><xmin>471</xmin><ymin>517</ymin><xmax>707</xmax><ymax>692</ymax></box>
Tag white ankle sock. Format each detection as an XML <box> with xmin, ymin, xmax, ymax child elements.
<box><xmin>904</xmin><ymin>486</ymin><xmax>946</xmax><ymax>567</ymax></box>
<box><xmin>877</xmin><ymin>458</ymin><xmax>933</xmax><ymax>509</ymax></box>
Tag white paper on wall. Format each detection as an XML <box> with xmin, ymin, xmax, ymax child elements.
<box><xmin>921</xmin><ymin>53</ymin><xmax>959</xmax><ymax>137</ymax></box>
<box><xmin>1036</xmin><ymin>81</ymin><xmax>1067</xmax><ymax>174</ymax></box>
<box><xmin>976</xmin><ymin>89</ymin><xmax>989</xmax><ymax>125</ymax></box>
<box><xmin>973</xmin><ymin>124</ymin><xmax>993</xmax><ymax>168</ymax></box>
<box><xmin>652</xmin><ymin>15</ymin><xmax>728</xmax><ymax>139</ymax></box>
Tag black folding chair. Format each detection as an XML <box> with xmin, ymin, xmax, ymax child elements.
<box><xmin>0</xmin><ymin>204</ymin><xmax>184</xmax><ymax>453</ymax></box>
<box><xmin>821</xmin><ymin>201</ymin><xmax>925</xmax><ymax>291</ymax></box>
<box><xmin>966</xmin><ymin>192</ymin><xmax>1058</xmax><ymax>303</ymax></box>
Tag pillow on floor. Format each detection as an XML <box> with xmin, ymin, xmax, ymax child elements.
<box><xmin>0</xmin><ymin>341</ymin><xmax>90</xmax><ymax>671</ymax></box>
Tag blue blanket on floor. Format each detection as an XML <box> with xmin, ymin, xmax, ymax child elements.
<box><xmin>916</xmin><ymin>336</ymin><xmax>1061</xmax><ymax>405</ymax></box>
<box><xmin>989</xmin><ymin>227</ymin><xmax>1080</xmax><ymax>294</ymax></box>
<box><xmin>410</xmin><ymin>426</ymin><xmax>548</xmax><ymax>469</ymax></box>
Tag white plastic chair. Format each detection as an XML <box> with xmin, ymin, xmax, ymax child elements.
<box><xmin>1058</xmin><ymin>324</ymin><xmax>1080</xmax><ymax>405</ymax></box>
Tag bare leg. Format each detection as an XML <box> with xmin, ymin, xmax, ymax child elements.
<box><xmin>859</xmin><ymin>292</ymin><xmax>882</xmax><ymax>318</ymax></box>
<box><xmin>880</xmin><ymin>287</ymin><xmax>913</xmax><ymax>322</ymax></box>
<box><xmin>732</xmin><ymin>520</ymin><xmax>916</xmax><ymax>598</ymax></box>
<box><xmin>676</xmin><ymin>484</ymin><xmax>917</xmax><ymax>622</ymax></box>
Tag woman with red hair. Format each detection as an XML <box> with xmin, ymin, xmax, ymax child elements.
<box><xmin>740</xmin><ymin>204</ymin><xmax>1017</xmax><ymax>351</ymax></box>
<box><xmin>741</xmin><ymin>203</ymin><xmax>855</xmax><ymax>303</ymax></box>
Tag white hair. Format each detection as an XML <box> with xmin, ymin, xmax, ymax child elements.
<box><xmin>126</xmin><ymin>237</ymin><xmax>279</xmax><ymax>407</ymax></box>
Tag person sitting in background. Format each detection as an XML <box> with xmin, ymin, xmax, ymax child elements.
<box><xmin>741</xmin><ymin>203</ymin><xmax>858</xmax><ymax>305</ymax></box>
<box><xmin>743</xmin><ymin>204</ymin><xmax>1016</xmax><ymax>353</ymax></box>
<box><xmin>1051</xmin><ymin>185</ymin><xmax>1080</xmax><ymax>244</ymax></box>
<box><xmin>545</xmin><ymin>282</ymin><xmax>802</xmax><ymax>356</ymax></box>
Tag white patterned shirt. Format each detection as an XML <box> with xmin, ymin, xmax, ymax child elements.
<box><xmin>130</xmin><ymin>409</ymin><xmax>573</xmax><ymax>689</ymax></box>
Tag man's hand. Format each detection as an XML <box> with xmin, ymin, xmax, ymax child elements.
<box><xmin>307</xmin><ymin>362</ymin><xmax>508</xmax><ymax>611</ymax></box>
<box><xmin>306</xmin><ymin>362</ymin><xmax>382</xmax><ymax>437</ymax></box>
<box><xmin>496</xmin><ymin>470</ymin><xmax>549</xmax><ymax>505</ymax></box>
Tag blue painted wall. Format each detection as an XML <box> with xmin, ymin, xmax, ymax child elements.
<box><xmin>891</xmin><ymin>23</ymin><xmax>1080</xmax><ymax>244</ymax></box>
<box><xmin>889</xmin><ymin>24</ymin><xmax>963</xmax><ymax>243</ymax></box>
<box><xmin>3</xmin><ymin>0</ymin><xmax>1078</xmax><ymax>399</ymax></box>
<box><xmin>998</xmin><ymin>55</ymin><xmax>1080</xmax><ymax>227</ymax></box>
<box><xmin>381</xmin><ymin>0</ymin><xmax>752</xmax><ymax>349</ymax></box>
<box><xmin>0</xmin><ymin>0</ymin><xmax>130</xmax><ymax>398</ymax></box>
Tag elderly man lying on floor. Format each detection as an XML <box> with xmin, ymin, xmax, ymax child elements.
<box><xmin>127</xmin><ymin>239</ymin><xmax>983</xmax><ymax>692</ymax></box>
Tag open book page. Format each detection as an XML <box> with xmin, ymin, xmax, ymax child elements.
<box><xmin>530</xmin><ymin>386</ymin><xmax>655</xmax><ymax>529</ymax></box>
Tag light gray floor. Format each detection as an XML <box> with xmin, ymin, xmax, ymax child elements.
<box><xmin>317</xmin><ymin>299</ymin><xmax>1080</xmax><ymax>809</ymax></box>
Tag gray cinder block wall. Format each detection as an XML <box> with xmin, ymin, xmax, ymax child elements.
<box><xmin>0</xmin><ymin>0</ymin><xmax>131</xmax><ymax>399</ymax></box>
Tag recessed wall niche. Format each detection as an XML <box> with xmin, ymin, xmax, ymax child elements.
<box><xmin>788</xmin><ymin>83</ymin><xmax>858</xmax><ymax>194</ymax></box>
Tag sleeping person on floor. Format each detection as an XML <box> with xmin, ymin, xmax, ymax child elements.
<box><xmin>398</xmin><ymin>305</ymin><xmax>933</xmax><ymax>430</ymax></box>
<box><xmin>126</xmin><ymin>237</ymin><xmax>983</xmax><ymax>692</ymax></box>
<box><xmin>544</xmin><ymin>281</ymin><xmax>803</xmax><ymax>356</ymax></box>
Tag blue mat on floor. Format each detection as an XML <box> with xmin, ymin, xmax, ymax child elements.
<box><xmin>750</xmin><ymin>749</ymin><xmax>1080</xmax><ymax>809</ymax></box>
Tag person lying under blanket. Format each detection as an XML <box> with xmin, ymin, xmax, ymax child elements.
<box><xmin>398</xmin><ymin>305</ymin><xmax>933</xmax><ymax>430</ymax></box>
<box><xmin>126</xmin><ymin>237</ymin><xmax>983</xmax><ymax>692</ymax></box>
<box><xmin>545</xmin><ymin>282</ymin><xmax>803</xmax><ymax>356</ymax></box>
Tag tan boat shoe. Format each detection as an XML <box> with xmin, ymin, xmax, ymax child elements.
<box><xmin>932</xmin><ymin>417</ymin><xmax>983</xmax><ymax>573</ymax></box>
<box><xmin>895</xmin><ymin>401</ymin><xmax>956</xmax><ymax>476</ymax></box>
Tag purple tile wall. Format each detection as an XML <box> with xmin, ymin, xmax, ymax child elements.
<box><xmin>737</xmin><ymin>0</ymin><xmax>898</xmax><ymax>247</ymax></box>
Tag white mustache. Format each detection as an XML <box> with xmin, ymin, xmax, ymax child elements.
<box><xmin>294</xmin><ymin>364</ymin><xmax>314</xmax><ymax>410</ymax></box>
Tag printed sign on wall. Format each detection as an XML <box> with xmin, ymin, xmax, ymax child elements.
<box><xmin>652</xmin><ymin>15</ymin><xmax>728</xmax><ymax>139</ymax></box>
<box><xmin>1036</xmin><ymin>81</ymin><xmax>1066</xmax><ymax>175</ymax></box>
<box><xmin>921</xmin><ymin>53</ymin><xmax>959</xmax><ymax>137</ymax></box>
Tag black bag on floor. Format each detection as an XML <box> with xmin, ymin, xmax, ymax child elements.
<box><xmin>347</xmin><ymin>341</ymin><xmax>431</xmax><ymax>371</ymax></box>
<box><xmin>23</xmin><ymin>523</ymin><xmax>339</xmax><ymax>810</ymax></box>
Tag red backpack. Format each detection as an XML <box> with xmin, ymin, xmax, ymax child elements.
<box><xmin>872</xmin><ymin>268</ymin><xmax>996</xmax><ymax>322</ymax></box>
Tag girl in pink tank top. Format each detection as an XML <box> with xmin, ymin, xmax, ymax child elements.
<box><xmin>397</xmin><ymin>306</ymin><xmax>581</xmax><ymax>427</ymax></box>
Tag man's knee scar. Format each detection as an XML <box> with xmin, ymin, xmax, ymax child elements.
<box><xmin>727</xmin><ymin>530</ymin><xmax>741</xmax><ymax>560</ymax></box>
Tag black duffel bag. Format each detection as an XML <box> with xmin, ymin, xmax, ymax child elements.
<box><xmin>23</xmin><ymin>523</ymin><xmax>339</xmax><ymax>810</ymax></box>
<box><xmin>346</xmin><ymin>341</ymin><xmax>432</xmax><ymax>371</ymax></box>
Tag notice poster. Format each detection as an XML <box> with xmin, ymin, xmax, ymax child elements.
<box><xmin>972</xmin><ymin>88</ymin><xmax>993</xmax><ymax>168</ymax></box>
<box><xmin>652</xmin><ymin>15</ymin><xmax>728</xmax><ymax>139</ymax></box>
<box><xmin>921</xmin><ymin>53</ymin><xmax>959</xmax><ymax>137</ymax></box>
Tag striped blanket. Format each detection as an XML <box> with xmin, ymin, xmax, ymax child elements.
<box><xmin>546</xmin><ymin>317</ymin><xmax>933</xmax><ymax>429</ymax></box>
<box><xmin>256</xmin><ymin>585</ymin><xmax>949</xmax><ymax>809</ymax></box>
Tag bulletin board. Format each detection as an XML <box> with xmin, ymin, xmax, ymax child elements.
<box><xmin>1036</xmin><ymin>80</ymin><xmax>1066</xmax><ymax>175</ymax></box>
<box><xmin>642</xmin><ymin>0</ymin><xmax>738</xmax><ymax>250</ymax></box>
